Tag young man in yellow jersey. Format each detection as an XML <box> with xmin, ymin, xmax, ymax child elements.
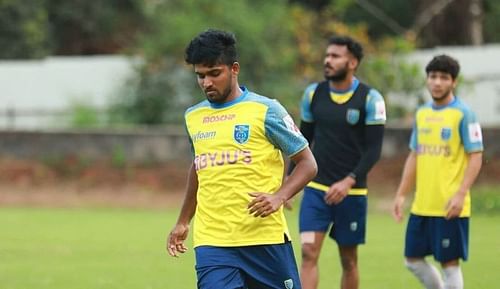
<box><xmin>393</xmin><ymin>55</ymin><xmax>483</xmax><ymax>289</ymax></box>
<box><xmin>166</xmin><ymin>29</ymin><xmax>317</xmax><ymax>289</ymax></box>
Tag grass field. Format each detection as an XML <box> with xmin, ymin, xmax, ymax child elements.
<box><xmin>1</xmin><ymin>203</ymin><xmax>499</xmax><ymax>289</ymax></box>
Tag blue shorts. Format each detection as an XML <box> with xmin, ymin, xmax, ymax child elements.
<box><xmin>299</xmin><ymin>186</ymin><xmax>367</xmax><ymax>246</ymax></box>
<box><xmin>405</xmin><ymin>214</ymin><xmax>469</xmax><ymax>263</ymax></box>
<box><xmin>195</xmin><ymin>241</ymin><xmax>301</xmax><ymax>289</ymax></box>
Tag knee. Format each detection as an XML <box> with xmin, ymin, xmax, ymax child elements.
<box><xmin>340</xmin><ymin>255</ymin><xmax>357</xmax><ymax>272</ymax></box>
<box><xmin>405</xmin><ymin>259</ymin><xmax>424</xmax><ymax>272</ymax></box>
<box><xmin>301</xmin><ymin>244</ymin><xmax>320</xmax><ymax>264</ymax></box>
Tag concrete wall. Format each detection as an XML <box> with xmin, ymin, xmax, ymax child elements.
<box><xmin>0</xmin><ymin>127</ymin><xmax>190</xmax><ymax>163</ymax></box>
<box><xmin>0</xmin><ymin>127</ymin><xmax>498</xmax><ymax>163</ymax></box>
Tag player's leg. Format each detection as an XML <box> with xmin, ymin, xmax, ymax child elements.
<box><xmin>338</xmin><ymin>245</ymin><xmax>358</xmax><ymax>289</ymax></box>
<box><xmin>331</xmin><ymin>195</ymin><xmax>367</xmax><ymax>289</ymax></box>
<box><xmin>195</xmin><ymin>246</ymin><xmax>246</xmax><ymax>289</ymax></box>
<box><xmin>404</xmin><ymin>215</ymin><xmax>444</xmax><ymax>289</ymax></box>
<box><xmin>441</xmin><ymin>260</ymin><xmax>462</xmax><ymax>289</ymax></box>
<box><xmin>298</xmin><ymin>187</ymin><xmax>332</xmax><ymax>289</ymax></box>
<box><xmin>405</xmin><ymin>258</ymin><xmax>444</xmax><ymax>289</ymax></box>
<box><xmin>300</xmin><ymin>231</ymin><xmax>326</xmax><ymax>289</ymax></box>
<box><xmin>433</xmin><ymin>217</ymin><xmax>469</xmax><ymax>289</ymax></box>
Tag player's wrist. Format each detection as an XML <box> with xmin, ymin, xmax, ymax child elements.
<box><xmin>346</xmin><ymin>172</ymin><xmax>356</xmax><ymax>185</ymax></box>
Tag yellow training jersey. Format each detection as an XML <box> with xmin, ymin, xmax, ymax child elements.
<box><xmin>185</xmin><ymin>87</ymin><xmax>308</xmax><ymax>247</ymax></box>
<box><xmin>410</xmin><ymin>97</ymin><xmax>483</xmax><ymax>217</ymax></box>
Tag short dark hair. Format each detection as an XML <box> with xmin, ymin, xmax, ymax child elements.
<box><xmin>328</xmin><ymin>36</ymin><xmax>364</xmax><ymax>62</ymax></box>
<box><xmin>425</xmin><ymin>54</ymin><xmax>460</xmax><ymax>79</ymax></box>
<box><xmin>185</xmin><ymin>29</ymin><xmax>238</xmax><ymax>66</ymax></box>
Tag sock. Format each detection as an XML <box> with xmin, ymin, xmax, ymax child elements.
<box><xmin>443</xmin><ymin>266</ymin><xmax>463</xmax><ymax>289</ymax></box>
<box><xmin>405</xmin><ymin>260</ymin><xmax>444</xmax><ymax>289</ymax></box>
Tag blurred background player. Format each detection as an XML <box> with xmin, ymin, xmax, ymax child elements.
<box><xmin>291</xmin><ymin>36</ymin><xmax>386</xmax><ymax>289</ymax></box>
<box><xmin>392</xmin><ymin>54</ymin><xmax>483</xmax><ymax>289</ymax></box>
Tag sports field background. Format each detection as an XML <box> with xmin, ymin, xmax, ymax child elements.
<box><xmin>1</xmin><ymin>190</ymin><xmax>499</xmax><ymax>289</ymax></box>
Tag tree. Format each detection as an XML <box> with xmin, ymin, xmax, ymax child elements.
<box><xmin>47</xmin><ymin>0</ymin><xmax>146</xmax><ymax>55</ymax></box>
<box><xmin>111</xmin><ymin>0</ymin><xmax>300</xmax><ymax>124</ymax></box>
<box><xmin>0</xmin><ymin>0</ymin><xmax>50</xmax><ymax>59</ymax></box>
<box><xmin>414</xmin><ymin>0</ymin><xmax>484</xmax><ymax>47</ymax></box>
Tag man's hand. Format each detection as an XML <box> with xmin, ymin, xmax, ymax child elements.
<box><xmin>166</xmin><ymin>224</ymin><xmax>189</xmax><ymax>257</ymax></box>
<box><xmin>248</xmin><ymin>192</ymin><xmax>285</xmax><ymax>217</ymax></box>
<box><xmin>392</xmin><ymin>194</ymin><xmax>405</xmax><ymax>222</ymax></box>
<box><xmin>283</xmin><ymin>198</ymin><xmax>294</xmax><ymax>210</ymax></box>
<box><xmin>324</xmin><ymin>177</ymin><xmax>355</xmax><ymax>205</ymax></box>
<box><xmin>445</xmin><ymin>193</ymin><xmax>466</xmax><ymax>219</ymax></box>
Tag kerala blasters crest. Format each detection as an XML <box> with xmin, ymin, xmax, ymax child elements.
<box><xmin>284</xmin><ymin>279</ymin><xmax>294</xmax><ymax>289</ymax></box>
<box><xmin>346</xmin><ymin>109</ymin><xmax>360</xmax><ymax>125</ymax></box>
<box><xmin>234</xmin><ymin>124</ymin><xmax>250</xmax><ymax>144</ymax></box>
<box><xmin>441</xmin><ymin>127</ymin><xmax>452</xmax><ymax>141</ymax></box>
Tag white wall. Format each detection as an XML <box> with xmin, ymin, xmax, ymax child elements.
<box><xmin>407</xmin><ymin>45</ymin><xmax>500</xmax><ymax>126</ymax></box>
<box><xmin>0</xmin><ymin>55</ymin><xmax>139</xmax><ymax>129</ymax></box>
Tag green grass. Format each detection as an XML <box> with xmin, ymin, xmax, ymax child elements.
<box><xmin>0</xmin><ymin>205</ymin><xmax>498</xmax><ymax>289</ymax></box>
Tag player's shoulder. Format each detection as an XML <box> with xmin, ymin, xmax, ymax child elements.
<box><xmin>416</xmin><ymin>101</ymin><xmax>433</xmax><ymax>112</ymax></box>
<box><xmin>367</xmin><ymin>87</ymin><xmax>384</xmax><ymax>101</ymax></box>
<box><xmin>185</xmin><ymin>100</ymin><xmax>210</xmax><ymax>116</ymax></box>
<box><xmin>305</xmin><ymin>82</ymin><xmax>319</xmax><ymax>93</ymax></box>
<box><xmin>244</xmin><ymin>91</ymin><xmax>288</xmax><ymax>114</ymax></box>
<box><xmin>450</xmin><ymin>97</ymin><xmax>475</xmax><ymax>114</ymax></box>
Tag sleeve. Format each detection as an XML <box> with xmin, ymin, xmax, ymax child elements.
<box><xmin>365</xmin><ymin>88</ymin><xmax>386</xmax><ymax>125</ymax></box>
<box><xmin>300</xmin><ymin>83</ymin><xmax>318</xmax><ymax>123</ymax></box>
<box><xmin>351</xmin><ymin>124</ymin><xmax>384</xmax><ymax>178</ymax></box>
<box><xmin>183</xmin><ymin>113</ymin><xmax>195</xmax><ymax>158</ymax></box>
<box><xmin>459</xmin><ymin>108</ymin><xmax>484</xmax><ymax>152</ymax></box>
<box><xmin>409</xmin><ymin>122</ymin><xmax>418</xmax><ymax>151</ymax></box>
<box><xmin>265</xmin><ymin>99</ymin><xmax>308</xmax><ymax>157</ymax></box>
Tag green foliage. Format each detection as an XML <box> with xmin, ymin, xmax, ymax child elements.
<box><xmin>483</xmin><ymin>0</ymin><xmax>500</xmax><ymax>42</ymax></box>
<box><xmin>108</xmin><ymin>60</ymin><xmax>197</xmax><ymax>125</ymax></box>
<box><xmin>117</xmin><ymin>0</ymin><xmax>301</xmax><ymax>124</ymax></box>
<box><xmin>111</xmin><ymin>145</ymin><xmax>127</xmax><ymax>168</ymax></box>
<box><xmin>68</xmin><ymin>101</ymin><xmax>102</xmax><ymax>128</ymax></box>
<box><xmin>46</xmin><ymin>0</ymin><xmax>146</xmax><ymax>55</ymax></box>
<box><xmin>0</xmin><ymin>0</ymin><xmax>50</xmax><ymax>58</ymax></box>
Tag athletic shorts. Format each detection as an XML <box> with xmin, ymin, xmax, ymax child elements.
<box><xmin>405</xmin><ymin>214</ymin><xmax>469</xmax><ymax>263</ymax></box>
<box><xmin>299</xmin><ymin>186</ymin><xmax>367</xmax><ymax>246</ymax></box>
<box><xmin>194</xmin><ymin>241</ymin><xmax>301</xmax><ymax>289</ymax></box>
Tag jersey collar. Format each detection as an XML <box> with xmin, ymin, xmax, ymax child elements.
<box><xmin>210</xmin><ymin>86</ymin><xmax>249</xmax><ymax>109</ymax></box>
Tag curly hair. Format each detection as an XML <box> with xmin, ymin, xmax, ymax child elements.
<box><xmin>328</xmin><ymin>36</ymin><xmax>364</xmax><ymax>62</ymax></box>
<box><xmin>425</xmin><ymin>54</ymin><xmax>460</xmax><ymax>79</ymax></box>
<box><xmin>185</xmin><ymin>29</ymin><xmax>238</xmax><ymax>66</ymax></box>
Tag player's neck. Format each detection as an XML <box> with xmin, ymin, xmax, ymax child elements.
<box><xmin>329</xmin><ymin>76</ymin><xmax>354</xmax><ymax>91</ymax></box>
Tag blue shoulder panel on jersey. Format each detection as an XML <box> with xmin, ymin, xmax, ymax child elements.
<box><xmin>242</xmin><ymin>93</ymin><xmax>308</xmax><ymax>157</ymax></box>
<box><xmin>300</xmin><ymin>83</ymin><xmax>318</xmax><ymax>123</ymax></box>
<box><xmin>453</xmin><ymin>98</ymin><xmax>484</xmax><ymax>152</ymax></box>
<box><xmin>365</xmin><ymin>88</ymin><xmax>386</xmax><ymax>125</ymax></box>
